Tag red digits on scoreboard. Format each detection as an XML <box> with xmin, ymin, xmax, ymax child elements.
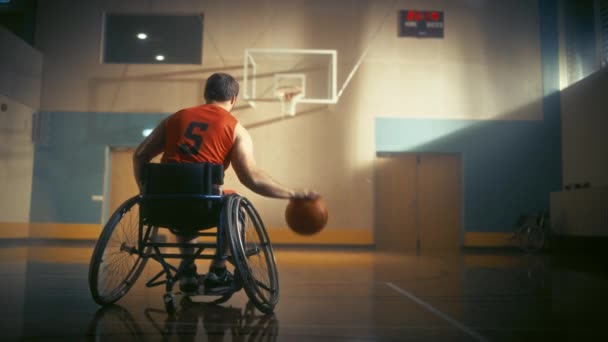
<box><xmin>406</xmin><ymin>11</ymin><xmax>440</xmax><ymax>22</ymax></box>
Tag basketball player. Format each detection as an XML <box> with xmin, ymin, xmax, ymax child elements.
<box><xmin>133</xmin><ymin>73</ymin><xmax>318</xmax><ymax>294</ymax></box>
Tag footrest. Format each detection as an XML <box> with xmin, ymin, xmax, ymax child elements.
<box><xmin>179</xmin><ymin>273</ymin><xmax>239</xmax><ymax>297</ymax></box>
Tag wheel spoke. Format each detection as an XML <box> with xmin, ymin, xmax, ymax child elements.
<box><xmin>255</xmin><ymin>279</ymin><xmax>273</xmax><ymax>292</ymax></box>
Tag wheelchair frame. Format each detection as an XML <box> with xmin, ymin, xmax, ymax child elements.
<box><xmin>88</xmin><ymin>163</ymin><xmax>279</xmax><ymax>315</ymax></box>
<box><xmin>138</xmin><ymin>194</ymin><xmax>226</xmax><ymax>284</ymax></box>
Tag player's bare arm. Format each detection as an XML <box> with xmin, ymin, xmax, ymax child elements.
<box><xmin>133</xmin><ymin>118</ymin><xmax>167</xmax><ymax>191</ymax></box>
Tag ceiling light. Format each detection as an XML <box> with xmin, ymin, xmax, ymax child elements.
<box><xmin>155</xmin><ymin>55</ymin><xmax>165</xmax><ymax>61</ymax></box>
<box><xmin>136</xmin><ymin>33</ymin><xmax>147</xmax><ymax>40</ymax></box>
<box><xmin>142</xmin><ymin>128</ymin><xmax>153</xmax><ymax>137</ymax></box>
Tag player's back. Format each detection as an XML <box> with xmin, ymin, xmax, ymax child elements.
<box><xmin>161</xmin><ymin>104</ymin><xmax>238</xmax><ymax>170</ymax></box>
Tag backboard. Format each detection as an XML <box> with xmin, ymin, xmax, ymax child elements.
<box><xmin>243</xmin><ymin>48</ymin><xmax>338</xmax><ymax>108</ymax></box>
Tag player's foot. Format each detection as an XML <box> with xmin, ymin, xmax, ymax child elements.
<box><xmin>204</xmin><ymin>267</ymin><xmax>233</xmax><ymax>294</ymax></box>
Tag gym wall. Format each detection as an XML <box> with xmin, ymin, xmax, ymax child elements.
<box><xmin>0</xmin><ymin>27</ymin><xmax>41</xmax><ymax>238</ymax></box>
<box><xmin>29</xmin><ymin>0</ymin><xmax>561</xmax><ymax>244</ymax></box>
<box><xmin>376</xmin><ymin>0</ymin><xmax>562</xmax><ymax>239</ymax></box>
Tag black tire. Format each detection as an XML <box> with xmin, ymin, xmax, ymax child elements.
<box><xmin>224</xmin><ymin>195</ymin><xmax>279</xmax><ymax>314</ymax></box>
<box><xmin>518</xmin><ymin>224</ymin><xmax>545</xmax><ymax>252</ymax></box>
<box><xmin>89</xmin><ymin>196</ymin><xmax>156</xmax><ymax>305</ymax></box>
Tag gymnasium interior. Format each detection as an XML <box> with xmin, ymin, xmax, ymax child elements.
<box><xmin>1</xmin><ymin>0</ymin><xmax>607</xmax><ymax>340</ymax></box>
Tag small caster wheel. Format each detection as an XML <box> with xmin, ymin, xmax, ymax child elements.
<box><xmin>163</xmin><ymin>293</ymin><xmax>177</xmax><ymax>314</ymax></box>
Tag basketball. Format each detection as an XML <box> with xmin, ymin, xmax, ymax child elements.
<box><xmin>285</xmin><ymin>197</ymin><xmax>328</xmax><ymax>235</ymax></box>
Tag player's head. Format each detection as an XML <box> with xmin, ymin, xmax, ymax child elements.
<box><xmin>204</xmin><ymin>73</ymin><xmax>239</xmax><ymax>108</ymax></box>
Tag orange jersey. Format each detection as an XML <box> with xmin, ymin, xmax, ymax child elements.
<box><xmin>161</xmin><ymin>104</ymin><xmax>238</xmax><ymax>170</ymax></box>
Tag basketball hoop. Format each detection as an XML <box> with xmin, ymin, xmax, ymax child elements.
<box><xmin>274</xmin><ymin>85</ymin><xmax>303</xmax><ymax>116</ymax></box>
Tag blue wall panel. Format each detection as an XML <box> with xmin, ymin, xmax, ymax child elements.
<box><xmin>30</xmin><ymin>112</ymin><xmax>167</xmax><ymax>223</ymax></box>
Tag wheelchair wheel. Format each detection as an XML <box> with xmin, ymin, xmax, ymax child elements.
<box><xmin>518</xmin><ymin>224</ymin><xmax>545</xmax><ymax>252</ymax></box>
<box><xmin>225</xmin><ymin>195</ymin><xmax>279</xmax><ymax>314</ymax></box>
<box><xmin>89</xmin><ymin>195</ymin><xmax>156</xmax><ymax>305</ymax></box>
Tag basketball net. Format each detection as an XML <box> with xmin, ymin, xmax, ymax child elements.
<box><xmin>275</xmin><ymin>86</ymin><xmax>303</xmax><ymax>116</ymax></box>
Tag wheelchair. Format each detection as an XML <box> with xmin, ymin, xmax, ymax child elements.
<box><xmin>513</xmin><ymin>211</ymin><xmax>548</xmax><ymax>252</ymax></box>
<box><xmin>88</xmin><ymin>162</ymin><xmax>279</xmax><ymax>314</ymax></box>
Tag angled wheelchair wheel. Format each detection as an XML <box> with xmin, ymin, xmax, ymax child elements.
<box><xmin>518</xmin><ymin>224</ymin><xmax>545</xmax><ymax>252</ymax></box>
<box><xmin>225</xmin><ymin>195</ymin><xmax>279</xmax><ymax>314</ymax></box>
<box><xmin>89</xmin><ymin>195</ymin><xmax>157</xmax><ymax>305</ymax></box>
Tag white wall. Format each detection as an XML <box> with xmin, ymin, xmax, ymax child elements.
<box><xmin>0</xmin><ymin>95</ymin><xmax>35</xmax><ymax>222</ymax></box>
<box><xmin>0</xmin><ymin>27</ymin><xmax>42</xmax><ymax>109</ymax></box>
<box><xmin>360</xmin><ymin>0</ymin><xmax>543</xmax><ymax>121</ymax></box>
<box><xmin>0</xmin><ymin>27</ymin><xmax>40</xmax><ymax>225</ymax></box>
<box><xmin>35</xmin><ymin>0</ymin><xmax>543</xmax><ymax>231</ymax></box>
<box><xmin>561</xmin><ymin>67</ymin><xmax>608</xmax><ymax>187</ymax></box>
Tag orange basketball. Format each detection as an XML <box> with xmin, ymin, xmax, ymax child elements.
<box><xmin>285</xmin><ymin>197</ymin><xmax>328</xmax><ymax>235</ymax></box>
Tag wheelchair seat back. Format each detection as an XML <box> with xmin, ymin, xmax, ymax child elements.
<box><xmin>141</xmin><ymin>163</ymin><xmax>224</xmax><ymax>231</ymax></box>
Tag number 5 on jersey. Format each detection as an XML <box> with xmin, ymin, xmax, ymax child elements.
<box><xmin>179</xmin><ymin>122</ymin><xmax>208</xmax><ymax>155</ymax></box>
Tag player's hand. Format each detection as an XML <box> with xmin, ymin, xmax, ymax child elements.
<box><xmin>291</xmin><ymin>190</ymin><xmax>320</xmax><ymax>200</ymax></box>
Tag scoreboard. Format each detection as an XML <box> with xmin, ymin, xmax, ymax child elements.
<box><xmin>398</xmin><ymin>10</ymin><xmax>444</xmax><ymax>38</ymax></box>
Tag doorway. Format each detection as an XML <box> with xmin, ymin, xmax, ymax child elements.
<box><xmin>103</xmin><ymin>147</ymin><xmax>160</xmax><ymax>222</ymax></box>
<box><xmin>374</xmin><ymin>153</ymin><xmax>463</xmax><ymax>253</ymax></box>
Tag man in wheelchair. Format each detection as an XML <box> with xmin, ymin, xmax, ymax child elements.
<box><xmin>132</xmin><ymin>72</ymin><xmax>318</xmax><ymax>295</ymax></box>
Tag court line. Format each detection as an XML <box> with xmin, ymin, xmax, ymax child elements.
<box><xmin>385</xmin><ymin>282</ymin><xmax>489</xmax><ymax>342</ymax></box>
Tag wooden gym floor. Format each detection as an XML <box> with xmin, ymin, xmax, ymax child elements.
<box><xmin>0</xmin><ymin>241</ymin><xmax>607</xmax><ymax>341</ymax></box>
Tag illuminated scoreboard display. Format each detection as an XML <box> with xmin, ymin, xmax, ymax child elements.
<box><xmin>398</xmin><ymin>10</ymin><xmax>444</xmax><ymax>38</ymax></box>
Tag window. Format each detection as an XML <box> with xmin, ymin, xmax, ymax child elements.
<box><xmin>102</xmin><ymin>13</ymin><xmax>203</xmax><ymax>64</ymax></box>
<box><xmin>599</xmin><ymin>0</ymin><xmax>608</xmax><ymax>67</ymax></box>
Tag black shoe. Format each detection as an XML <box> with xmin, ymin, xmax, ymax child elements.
<box><xmin>203</xmin><ymin>268</ymin><xmax>233</xmax><ymax>294</ymax></box>
<box><xmin>179</xmin><ymin>262</ymin><xmax>198</xmax><ymax>295</ymax></box>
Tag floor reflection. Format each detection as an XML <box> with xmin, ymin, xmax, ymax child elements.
<box><xmin>88</xmin><ymin>299</ymin><xmax>278</xmax><ymax>341</ymax></box>
<box><xmin>2</xmin><ymin>244</ymin><xmax>608</xmax><ymax>340</ymax></box>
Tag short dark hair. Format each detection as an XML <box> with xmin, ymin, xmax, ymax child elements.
<box><xmin>204</xmin><ymin>73</ymin><xmax>239</xmax><ymax>102</ymax></box>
